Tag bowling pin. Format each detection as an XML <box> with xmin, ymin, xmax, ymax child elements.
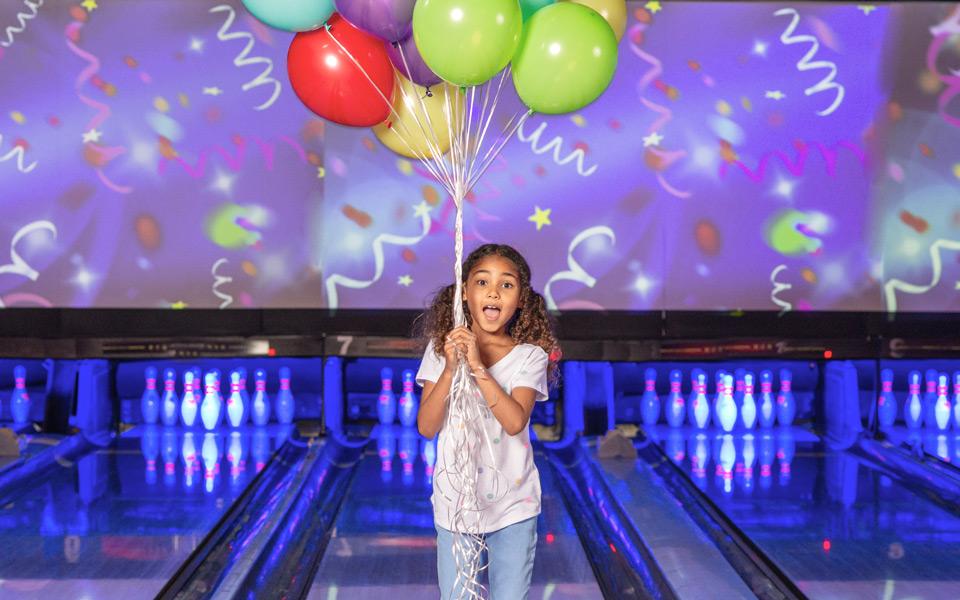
<box><xmin>377</xmin><ymin>367</ymin><xmax>397</xmax><ymax>425</ymax></box>
<box><xmin>741</xmin><ymin>434</ymin><xmax>756</xmax><ymax>493</ymax></box>
<box><xmin>953</xmin><ymin>372</ymin><xmax>960</xmax><ymax>430</ymax></box>
<box><xmin>422</xmin><ymin>437</ymin><xmax>436</xmax><ymax>485</ymax></box>
<box><xmin>733</xmin><ymin>368</ymin><xmax>746</xmax><ymax>409</ymax></box>
<box><xmin>141</xmin><ymin>425</ymin><xmax>159</xmax><ymax>485</ymax></box>
<box><xmin>877</xmin><ymin>369</ymin><xmax>897</xmax><ymax>429</ymax></box>
<box><xmin>275</xmin><ymin>367</ymin><xmax>295</xmax><ymax>424</ymax></box>
<box><xmin>776</xmin><ymin>369</ymin><xmax>796</xmax><ymax>426</ymax></box>
<box><xmin>141</xmin><ymin>366</ymin><xmax>161</xmax><ymax>425</ymax></box>
<box><xmin>182</xmin><ymin>431</ymin><xmax>198</xmax><ymax>491</ymax></box>
<box><xmin>211</xmin><ymin>369</ymin><xmax>224</xmax><ymax>425</ymax></box>
<box><xmin>399</xmin><ymin>369</ymin><xmax>419</xmax><ymax>427</ymax></box>
<box><xmin>161</xmin><ymin>428</ymin><xmax>178</xmax><ymax>487</ymax></box>
<box><xmin>237</xmin><ymin>367</ymin><xmax>251</xmax><ymax>425</ymax></box>
<box><xmin>252</xmin><ymin>427</ymin><xmax>270</xmax><ymax>474</ymax></box>
<box><xmin>640</xmin><ymin>368</ymin><xmax>661</xmax><ymax>426</ymax></box>
<box><xmin>719</xmin><ymin>434</ymin><xmax>736</xmax><ymax>494</ymax></box>
<box><xmin>202</xmin><ymin>432</ymin><xmax>220</xmax><ymax>493</ymax></box>
<box><xmin>758</xmin><ymin>370</ymin><xmax>776</xmax><ymax>428</ymax></box>
<box><xmin>688</xmin><ymin>432</ymin><xmax>710</xmax><ymax>490</ymax></box>
<box><xmin>161</xmin><ymin>368</ymin><xmax>179</xmax><ymax>427</ymax></box>
<box><xmin>717</xmin><ymin>374</ymin><xmax>738</xmax><ymax>433</ymax></box>
<box><xmin>200</xmin><ymin>371</ymin><xmax>223</xmax><ymax>431</ymax></box>
<box><xmin>665</xmin><ymin>369</ymin><xmax>685</xmax><ymax>428</ymax></box>
<box><xmin>399</xmin><ymin>427</ymin><xmax>419</xmax><ymax>487</ymax></box>
<box><xmin>181</xmin><ymin>369</ymin><xmax>200</xmax><ymax>427</ymax></box>
<box><xmin>712</xmin><ymin>370</ymin><xmax>727</xmax><ymax>428</ymax></box>
<box><xmin>377</xmin><ymin>425</ymin><xmax>396</xmax><ymax>483</ymax></box>
<box><xmin>759</xmin><ymin>432</ymin><xmax>775</xmax><ymax>491</ymax></box>
<box><xmin>740</xmin><ymin>372</ymin><xmax>757</xmax><ymax>430</ymax></box>
<box><xmin>905</xmin><ymin>370</ymin><xmax>923</xmax><ymax>429</ymax></box>
<box><xmin>251</xmin><ymin>368</ymin><xmax>271</xmax><ymax>426</ymax></box>
<box><xmin>934</xmin><ymin>373</ymin><xmax>952</xmax><ymax>431</ymax></box>
<box><xmin>687</xmin><ymin>369</ymin><xmax>704</xmax><ymax>426</ymax></box>
<box><xmin>665</xmin><ymin>429</ymin><xmax>686</xmax><ymax>464</ymax></box>
<box><xmin>923</xmin><ymin>369</ymin><xmax>938</xmax><ymax>429</ymax></box>
<box><xmin>10</xmin><ymin>365</ymin><xmax>31</xmax><ymax>425</ymax></box>
<box><xmin>226</xmin><ymin>370</ymin><xmax>245</xmax><ymax>428</ymax></box>
<box><xmin>691</xmin><ymin>371</ymin><xmax>710</xmax><ymax>429</ymax></box>
<box><xmin>226</xmin><ymin>431</ymin><xmax>244</xmax><ymax>488</ymax></box>
<box><xmin>777</xmin><ymin>429</ymin><xmax>795</xmax><ymax>486</ymax></box>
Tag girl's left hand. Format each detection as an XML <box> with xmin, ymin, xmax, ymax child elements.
<box><xmin>446</xmin><ymin>326</ymin><xmax>482</xmax><ymax>370</ymax></box>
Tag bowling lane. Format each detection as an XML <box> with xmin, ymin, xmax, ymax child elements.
<box><xmin>0</xmin><ymin>424</ymin><xmax>292</xmax><ymax>599</ymax></box>
<box><xmin>648</xmin><ymin>425</ymin><xmax>960</xmax><ymax>600</ymax></box>
<box><xmin>307</xmin><ymin>425</ymin><xmax>603</xmax><ymax>599</ymax></box>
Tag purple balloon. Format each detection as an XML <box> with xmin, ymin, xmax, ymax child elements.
<box><xmin>335</xmin><ymin>0</ymin><xmax>415</xmax><ymax>43</ymax></box>
<box><xmin>387</xmin><ymin>34</ymin><xmax>442</xmax><ymax>88</ymax></box>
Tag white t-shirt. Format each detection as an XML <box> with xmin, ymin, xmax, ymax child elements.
<box><xmin>416</xmin><ymin>340</ymin><xmax>550</xmax><ymax>534</ymax></box>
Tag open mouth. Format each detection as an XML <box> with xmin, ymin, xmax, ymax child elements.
<box><xmin>482</xmin><ymin>305</ymin><xmax>501</xmax><ymax>321</ymax></box>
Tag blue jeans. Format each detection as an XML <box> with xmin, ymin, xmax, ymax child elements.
<box><xmin>436</xmin><ymin>516</ymin><xmax>538</xmax><ymax>600</ymax></box>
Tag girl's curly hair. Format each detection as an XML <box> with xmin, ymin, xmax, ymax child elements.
<box><xmin>416</xmin><ymin>244</ymin><xmax>561</xmax><ymax>387</ymax></box>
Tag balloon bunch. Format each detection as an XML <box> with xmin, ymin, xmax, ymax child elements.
<box><xmin>241</xmin><ymin>1</ymin><xmax>624</xmax><ymax>596</ymax></box>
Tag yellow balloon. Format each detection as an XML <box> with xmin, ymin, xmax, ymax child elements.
<box><xmin>561</xmin><ymin>0</ymin><xmax>626</xmax><ymax>41</ymax></box>
<box><xmin>373</xmin><ymin>74</ymin><xmax>462</xmax><ymax>159</ymax></box>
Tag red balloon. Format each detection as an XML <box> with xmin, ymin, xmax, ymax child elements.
<box><xmin>287</xmin><ymin>14</ymin><xmax>395</xmax><ymax>127</ymax></box>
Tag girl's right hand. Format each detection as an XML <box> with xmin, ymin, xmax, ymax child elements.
<box><xmin>442</xmin><ymin>335</ymin><xmax>464</xmax><ymax>373</ymax></box>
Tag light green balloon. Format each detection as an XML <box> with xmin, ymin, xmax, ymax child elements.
<box><xmin>520</xmin><ymin>0</ymin><xmax>555</xmax><ymax>20</ymax></box>
<box><xmin>512</xmin><ymin>2</ymin><xmax>618</xmax><ymax>114</ymax></box>
<box><xmin>413</xmin><ymin>0</ymin><xmax>523</xmax><ymax>87</ymax></box>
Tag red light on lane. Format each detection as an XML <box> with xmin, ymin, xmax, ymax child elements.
<box><xmin>268</xmin><ymin>347</ymin><xmax>277</xmax><ymax>357</ymax></box>
<box><xmin>822</xmin><ymin>539</ymin><xmax>831</xmax><ymax>552</ymax></box>
<box><xmin>824</xmin><ymin>350</ymin><xmax>833</xmax><ymax>359</ymax></box>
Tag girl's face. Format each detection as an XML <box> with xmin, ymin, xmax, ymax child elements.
<box><xmin>465</xmin><ymin>255</ymin><xmax>522</xmax><ymax>335</ymax></box>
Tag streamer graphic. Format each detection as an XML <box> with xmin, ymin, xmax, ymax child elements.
<box><xmin>0</xmin><ymin>133</ymin><xmax>37</xmax><ymax>173</ymax></box>
<box><xmin>720</xmin><ymin>139</ymin><xmax>868</xmax><ymax>182</ymax></box>
<box><xmin>65</xmin><ymin>17</ymin><xmax>133</xmax><ymax>193</ymax></box>
<box><xmin>0</xmin><ymin>221</ymin><xmax>57</xmax><ymax>309</ymax></box>
<box><xmin>325</xmin><ymin>209</ymin><xmax>432</xmax><ymax>309</ymax></box>
<box><xmin>769</xmin><ymin>264</ymin><xmax>793</xmax><ymax>314</ymax></box>
<box><xmin>883</xmin><ymin>238</ymin><xmax>960</xmax><ymax>313</ymax></box>
<box><xmin>926</xmin><ymin>6</ymin><xmax>960</xmax><ymax>129</ymax></box>
<box><xmin>211</xmin><ymin>258</ymin><xmax>234</xmax><ymax>309</ymax></box>
<box><xmin>157</xmin><ymin>135</ymin><xmax>307</xmax><ymax>178</ymax></box>
<box><xmin>0</xmin><ymin>0</ymin><xmax>43</xmax><ymax>50</ymax></box>
<box><xmin>516</xmin><ymin>120</ymin><xmax>598</xmax><ymax>177</ymax></box>
<box><xmin>775</xmin><ymin>7</ymin><xmax>846</xmax><ymax>117</ymax></box>
<box><xmin>210</xmin><ymin>4</ymin><xmax>282</xmax><ymax>111</ymax></box>
<box><xmin>544</xmin><ymin>226</ymin><xmax>616</xmax><ymax>310</ymax></box>
<box><xmin>627</xmin><ymin>22</ymin><xmax>692</xmax><ymax>198</ymax></box>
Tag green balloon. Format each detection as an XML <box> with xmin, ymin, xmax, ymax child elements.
<box><xmin>520</xmin><ymin>0</ymin><xmax>555</xmax><ymax>20</ymax></box>
<box><xmin>512</xmin><ymin>3</ymin><xmax>618</xmax><ymax>114</ymax></box>
<box><xmin>413</xmin><ymin>0</ymin><xmax>522</xmax><ymax>87</ymax></box>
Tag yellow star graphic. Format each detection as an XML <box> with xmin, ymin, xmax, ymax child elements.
<box><xmin>171</xmin><ymin>300</ymin><xmax>188</xmax><ymax>309</ymax></box>
<box><xmin>528</xmin><ymin>206</ymin><xmax>552</xmax><ymax>231</ymax></box>
<box><xmin>81</xmin><ymin>0</ymin><xmax>98</xmax><ymax>11</ymax></box>
<box><xmin>857</xmin><ymin>4</ymin><xmax>876</xmax><ymax>15</ymax></box>
<box><xmin>645</xmin><ymin>1</ymin><xmax>662</xmax><ymax>14</ymax></box>
<box><xmin>398</xmin><ymin>275</ymin><xmax>413</xmax><ymax>287</ymax></box>
<box><xmin>413</xmin><ymin>201</ymin><xmax>433</xmax><ymax>219</ymax></box>
<box><xmin>202</xmin><ymin>87</ymin><xmax>223</xmax><ymax>96</ymax></box>
<box><xmin>317</xmin><ymin>166</ymin><xmax>325</xmax><ymax>179</ymax></box>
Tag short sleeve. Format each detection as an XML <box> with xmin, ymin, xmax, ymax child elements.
<box><xmin>512</xmin><ymin>346</ymin><xmax>549</xmax><ymax>402</ymax></box>
<box><xmin>415</xmin><ymin>340</ymin><xmax>445</xmax><ymax>387</ymax></box>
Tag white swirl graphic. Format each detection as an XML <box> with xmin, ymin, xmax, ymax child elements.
<box><xmin>211</xmin><ymin>258</ymin><xmax>234</xmax><ymax>309</ymax></box>
<box><xmin>0</xmin><ymin>133</ymin><xmax>37</xmax><ymax>173</ymax></box>
<box><xmin>210</xmin><ymin>4</ymin><xmax>282</xmax><ymax>111</ymax></box>
<box><xmin>769</xmin><ymin>264</ymin><xmax>793</xmax><ymax>314</ymax></box>
<box><xmin>544</xmin><ymin>226</ymin><xmax>616</xmax><ymax>310</ymax></box>
<box><xmin>775</xmin><ymin>7</ymin><xmax>846</xmax><ymax>116</ymax></box>
<box><xmin>0</xmin><ymin>0</ymin><xmax>43</xmax><ymax>49</ymax></box>
<box><xmin>883</xmin><ymin>238</ymin><xmax>960</xmax><ymax>313</ymax></box>
<box><xmin>517</xmin><ymin>120</ymin><xmax>598</xmax><ymax>177</ymax></box>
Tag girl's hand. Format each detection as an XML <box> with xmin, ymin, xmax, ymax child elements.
<box><xmin>445</xmin><ymin>326</ymin><xmax>482</xmax><ymax>371</ymax></box>
<box><xmin>441</xmin><ymin>336</ymin><xmax>460</xmax><ymax>373</ymax></box>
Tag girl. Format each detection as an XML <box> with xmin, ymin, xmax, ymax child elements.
<box><xmin>415</xmin><ymin>243</ymin><xmax>559</xmax><ymax>600</ymax></box>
